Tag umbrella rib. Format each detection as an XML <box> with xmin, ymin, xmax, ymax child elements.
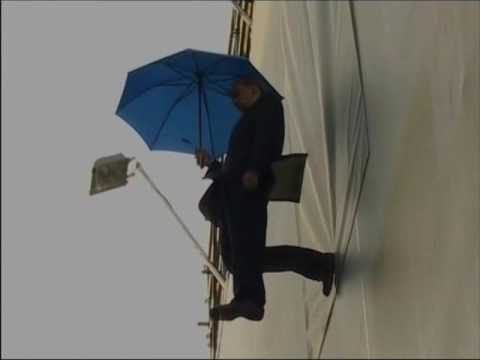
<box><xmin>162</xmin><ymin>61</ymin><xmax>195</xmax><ymax>80</ymax></box>
<box><xmin>118</xmin><ymin>80</ymin><xmax>194</xmax><ymax>112</ymax></box>
<box><xmin>201</xmin><ymin>87</ymin><xmax>216</xmax><ymax>158</ymax></box>
<box><xmin>206</xmin><ymin>75</ymin><xmax>238</xmax><ymax>82</ymax></box>
<box><xmin>160</xmin><ymin>79</ymin><xmax>193</xmax><ymax>86</ymax></box>
<box><xmin>205</xmin><ymin>82</ymin><xmax>232</xmax><ymax>97</ymax></box>
<box><xmin>150</xmin><ymin>82</ymin><xmax>196</xmax><ymax>149</ymax></box>
<box><xmin>203</xmin><ymin>56</ymin><xmax>231</xmax><ymax>76</ymax></box>
<box><xmin>191</xmin><ymin>51</ymin><xmax>200</xmax><ymax>74</ymax></box>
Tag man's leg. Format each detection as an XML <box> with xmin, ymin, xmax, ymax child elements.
<box><xmin>210</xmin><ymin>181</ymin><xmax>267</xmax><ymax>321</ymax></box>
<box><xmin>219</xmin><ymin>186</ymin><xmax>334</xmax><ymax>294</ymax></box>
<box><xmin>263</xmin><ymin>246</ymin><xmax>334</xmax><ymax>279</ymax></box>
<box><xmin>223</xmin><ymin>182</ymin><xmax>267</xmax><ymax>308</ymax></box>
<box><xmin>263</xmin><ymin>246</ymin><xmax>335</xmax><ymax>295</ymax></box>
<box><xmin>220</xmin><ymin>236</ymin><xmax>335</xmax><ymax>288</ymax></box>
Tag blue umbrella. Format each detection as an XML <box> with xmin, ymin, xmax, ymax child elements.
<box><xmin>115</xmin><ymin>48</ymin><xmax>283</xmax><ymax>160</ymax></box>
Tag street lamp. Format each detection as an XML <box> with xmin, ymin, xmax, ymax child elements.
<box><xmin>89</xmin><ymin>153</ymin><xmax>134</xmax><ymax>195</ymax></box>
<box><xmin>89</xmin><ymin>153</ymin><xmax>227</xmax><ymax>289</ymax></box>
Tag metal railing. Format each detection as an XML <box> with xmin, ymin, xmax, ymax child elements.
<box><xmin>228</xmin><ymin>0</ymin><xmax>254</xmax><ymax>58</ymax></box>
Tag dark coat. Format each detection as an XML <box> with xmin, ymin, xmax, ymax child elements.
<box><xmin>207</xmin><ymin>94</ymin><xmax>285</xmax><ymax>188</ymax></box>
<box><xmin>199</xmin><ymin>93</ymin><xmax>285</xmax><ymax>224</ymax></box>
<box><xmin>224</xmin><ymin>93</ymin><xmax>285</xmax><ymax>190</ymax></box>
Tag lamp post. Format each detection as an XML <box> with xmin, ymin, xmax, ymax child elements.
<box><xmin>89</xmin><ymin>153</ymin><xmax>227</xmax><ymax>289</ymax></box>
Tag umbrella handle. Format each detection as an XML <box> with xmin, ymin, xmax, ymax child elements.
<box><xmin>134</xmin><ymin>162</ymin><xmax>227</xmax><ymax>289</ymax></box>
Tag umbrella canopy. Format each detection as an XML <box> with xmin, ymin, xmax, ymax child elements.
<box><xmin>116</xmin><ymin>48</ymin><xmax>283</xmax><ymax>159</ymax></box>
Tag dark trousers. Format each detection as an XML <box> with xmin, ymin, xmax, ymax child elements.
<box><xmin>220</xmin><ymin>180</ymin><xmax>333</xmax><ymax>308</ymax></box>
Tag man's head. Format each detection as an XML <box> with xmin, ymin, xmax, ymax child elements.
<box><xmin>231</xmin><ymin>77</ymin><xmax>265</xmax><ymax>112</ymax></box>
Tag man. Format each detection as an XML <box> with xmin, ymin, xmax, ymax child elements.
<box><xmin>195</xmin><ymin>77</ymin><xmax>335</xmax><ymax>321</ymax></box>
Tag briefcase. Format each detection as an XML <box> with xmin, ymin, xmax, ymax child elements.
<box><xmin>268</xmin><ymin>153</ymin><xmax>308</xmax><ymax>203</ymax></box>
<box><xmin>198</xmin><ymin>180</ymin><xmax>222</xmax><ymax>226</ymax></box>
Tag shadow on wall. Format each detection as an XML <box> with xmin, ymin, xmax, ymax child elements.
<box><xmin>334</xmin><ymin>251</ymin><xmax>370</xmax><ymax>296</ymax></box>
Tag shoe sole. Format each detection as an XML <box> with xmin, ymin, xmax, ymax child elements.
<box><xmin>210</xmin><ymin>303</ymin><xmax>264</xmax><ymax>321</ymax></box>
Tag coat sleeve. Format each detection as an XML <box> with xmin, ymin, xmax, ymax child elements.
<box><xmin>247</xmin><ymin>99</ymin><xmax>282</xmax><ymax>175</ymax></box>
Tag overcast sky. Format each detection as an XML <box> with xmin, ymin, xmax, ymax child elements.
<box><xmin>2</xmin><ymin>1</ymin><xmax>231</xmax><ymax>357</ymax></box>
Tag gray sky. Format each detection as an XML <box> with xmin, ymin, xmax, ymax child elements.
<box><xmin>2</xmin><ymin>1</ymin><xmax>231</xmax><ymax>357</ymax></box>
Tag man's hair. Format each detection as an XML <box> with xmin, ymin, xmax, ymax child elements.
<box><xmin>234</xmin><ymin>77</ymin><xmax>266</xmax><ymax>94</ymax></box>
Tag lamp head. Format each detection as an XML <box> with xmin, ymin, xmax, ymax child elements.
<box><xmin>89</xmin><ymin>153</ymin><xmax>133</xmax><ymax>195</ymax></box>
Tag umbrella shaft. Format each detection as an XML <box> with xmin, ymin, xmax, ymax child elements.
<box><xmin>197</xmin><ymin>81</ymin><xmax>202</xmax><ymax>149</ymax></box>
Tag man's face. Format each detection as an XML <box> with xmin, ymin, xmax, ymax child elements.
<box><xmin>231</xmin><ymin>83</ymin><xmax>256</xmax><ymax>112</ymax></box>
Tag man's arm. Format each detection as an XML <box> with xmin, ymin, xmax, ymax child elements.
<box><xmin>195</xmin><ymin>148</ymin><xmax>211</xmax><ymax>169</ymax></box>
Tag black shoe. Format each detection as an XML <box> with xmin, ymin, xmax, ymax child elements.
<box><xmin>321</xmin><ymin>265</ymin><xmax>335</xmax><ymax>297</ymax></box>
<box><xmin>321</xmin><ymin>253</ymin><xmax>335</xmax><ymax>296</ymax></box>
<box><xmin>209</xmin><ymin>299</ymin><xmax>264</xmax><ymax>321</ymax></box>
<box><xmin>304</xmin><ymin>253</ymin><xmax>335</xmax><ymax>296</ymax></box>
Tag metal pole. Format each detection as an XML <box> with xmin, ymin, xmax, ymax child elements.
<box><xmin>135</xmin><ymin>162</ymin><xmax>227</xmax><ymax>289</ymax></box>
<box><xmin>198</xmin><ymin>79</ymin><xmax>203</xmax><ymax>150</ymax></box>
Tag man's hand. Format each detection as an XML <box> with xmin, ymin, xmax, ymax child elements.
<box><xmin>242</xmin><ymin>170</ymin><xmax>259</xmax><ymax>191</ymax></box>
<box><xmin>195</xmin><ymin>148</ymin><xmax>211</xmax><ymax>169</ymax></box>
